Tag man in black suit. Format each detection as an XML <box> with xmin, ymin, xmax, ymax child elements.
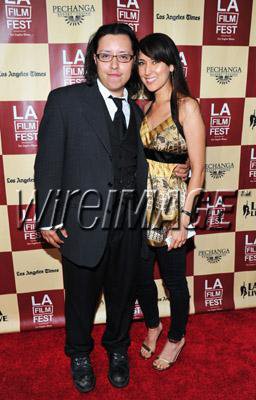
<box><xmin>35</xmin><ymin>23</ymin><xmax>147</xmax><ymax>393</ymax></box>
<box><xmin>35</xmin><ymin>23</ymin><xmax>188</xmax><ymax>392</ymax></box>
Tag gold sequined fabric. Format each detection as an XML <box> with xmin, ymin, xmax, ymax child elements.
<box><xmin>140</xmin><ymin>115</ymin><xmax>188</xmax><ymax>247</ymax></box>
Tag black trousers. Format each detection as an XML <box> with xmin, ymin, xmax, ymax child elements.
<box><xmin>62</xmin><ymin>204</ymin><xmax>141</xmax><ymax>357</ymax></box>
<box><xmin>136</xmin><ymin>245</ymin><xmax>190</xmax><ymax>341</ymax></box>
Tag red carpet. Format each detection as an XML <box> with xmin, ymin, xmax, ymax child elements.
<box><xmin>1</xmin><ymin>308</ymin><xmax>255</xmax><ymax>400</ymax></box>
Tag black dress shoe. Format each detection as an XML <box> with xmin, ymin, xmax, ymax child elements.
<box><xmin>71</xmin><ymin>355</ymin><xmax>96</xmax><ymax>393</ymax></box>
<box><xmin>108</xmin><ymin>352</ymin><xmax>129</xmax><ymax>388</ymax></box>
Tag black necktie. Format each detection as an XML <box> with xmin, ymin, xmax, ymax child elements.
<box><xmin>109</xmin><ymin>96</ymin><xmax>127</xmax><ymax>138</ymax></box>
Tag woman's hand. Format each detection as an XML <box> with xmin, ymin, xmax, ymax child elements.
<box><xmin>166</xmin><ymin>214</ymin><xmax>190</xmax><ymax>251</ymax></box>
<box><xmin>174</xmin><ymin>158</ymin><xmax>190</xmax><ymax>181</ymax></box>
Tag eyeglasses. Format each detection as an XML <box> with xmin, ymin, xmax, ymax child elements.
<box><xmin>96</xmin><ymin>53</ymin><xmax>134</xmax><ymax>63</ymax></box>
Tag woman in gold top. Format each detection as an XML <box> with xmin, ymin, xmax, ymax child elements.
<box><xmin>136</xmin><ymin>33</ymin><xmax>205</xmax><ymax>370</ymax></box>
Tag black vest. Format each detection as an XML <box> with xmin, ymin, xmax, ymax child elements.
<box><xmin>104</xmin><ymin>101</ymin><xmax>138</xmax><ymax>192</ymax></box>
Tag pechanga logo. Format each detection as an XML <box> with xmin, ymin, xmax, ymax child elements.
<box><xmin>198</xmin><ymin>248</ymin><xmax>230</xmax><ymax>263</ymax></box>
<box><xmin>216</xmin><ymin>0</ymin><xmax>239</xmax><ymax>38</ymax></box>
<box><xmin>206</xmin><ymin>66</ymin><xmax>241</xmax><ymax>85</ymax></box>
<box><xmin>210</xmin><ymin>103</ymin><xmax>231</xmax><ymax>140</ymax></box>
<box><xmin>52</xmin><ymin>4</ymin><xmax>95</xmax><ymax>26</ymax></box>
<box><xmin>206</xmin><ymin>162</ymin><xmax>234</xmax><ymax>179</ymax></box>
<box><xmin>179</xmin><ymin>52</ymin><xmax>188</xmax><ymax>78</ymax></box>
<box><xmin>240</xmin><ymin>281</ymin><xmax>256</xmax><ymax>298</ymax></box>
<box><xmin>117</xmin><ymin>0</ymin><xmax>140</xmax><ymax>33</ymax></box>
<box><xmin>249</xmin><ymin>111</ymin><xmax>256</xmax><ymax>130</ymax></box>
<box><xmin>5</xmin><ymin>0</ymin><xmax>32</xmax><ymax>31</ymax></box>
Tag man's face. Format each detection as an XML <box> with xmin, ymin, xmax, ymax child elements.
<box><xmin>94</xmin><ymin>34</ymin><xmax>134</xmax><ymax>97</ymax></box>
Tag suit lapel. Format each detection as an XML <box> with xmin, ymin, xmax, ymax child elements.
<box><xmin>129</xmin><ymin>100</ymin><xmax>148</xmax><ymax>197</ymax></box>
<box><xmin>129</xmin><ymin>100</ymin><xmax>141</xmax><ymax>135</ymax></box>
<box><xmin>79</xmin><ymin>84</ymin><xmax>112</xmax><ymax>155</ymax></box>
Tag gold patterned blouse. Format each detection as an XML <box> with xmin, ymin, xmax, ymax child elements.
<box><xmin>140</xmin><ymin>115</ymin><xmax>188</xmax><ymax>247</ymax></box>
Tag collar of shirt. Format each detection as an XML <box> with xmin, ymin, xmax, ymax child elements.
<box><xmin>97</xmin><ymin>78</ymin><xmax>130</xmax><ymax>128</ymax></box>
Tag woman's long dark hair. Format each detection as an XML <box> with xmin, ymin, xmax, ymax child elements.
<box><xmin>139</xmin><ymin>33</ymin><xmax>191</xmax><ymax>137</ymax></box>
<box><xmin>84</xmin><ymin>23</ymin><xmax>140</xmax><ymax>96</ymax></box>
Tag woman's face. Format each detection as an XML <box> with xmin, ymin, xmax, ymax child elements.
<box><xmin>138</xmin><ymin>51</ymin><xmax>174</xmax><ymax>94</ymax></box>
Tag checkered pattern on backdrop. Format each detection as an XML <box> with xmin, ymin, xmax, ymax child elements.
<box><xmin>0</xmin><ymin>0</ymin><xmax>255</xmax><ymax>333</ymax></box>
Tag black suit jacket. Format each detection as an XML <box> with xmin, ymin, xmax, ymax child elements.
<box><xmin>34</xmin><ymin>83</ymin><xmax>148</xmax><ymax>267</ymax></box>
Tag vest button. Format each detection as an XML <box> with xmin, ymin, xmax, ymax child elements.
<box><xmin>107</xmin><ymin>182</ymin><xmax>113</xmax><ymax>187</ymax></box>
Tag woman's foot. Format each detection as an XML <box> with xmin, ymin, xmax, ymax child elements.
<box><xmin>153</xmin><ymin>337</ymin><xmax>185</xmax><ymax>371</ymax></box>
<box><xmin>140</xmin><ymin>322</ymin><xmax>163</xmax><ymax>359</ymax></box>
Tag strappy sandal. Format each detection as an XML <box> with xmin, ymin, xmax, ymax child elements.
<box><xmin>140</xmin><ymin>324</ymin><xmax>162</xmax><ymax>360</ymax></box>
<box><xmin>153</xmin><ymin>337</ymin><xmax>185</xmax><ymax>371</ymax></box>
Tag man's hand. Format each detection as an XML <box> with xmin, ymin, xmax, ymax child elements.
<box><xmin>41</xmin><ymin>228</ymin><xmax>68</xmax><ymax>248</ymax></box>
<box><xmin>174</xmin><ymin>158</ymin><xmax>190</xmax><ymax>181</ymax></box>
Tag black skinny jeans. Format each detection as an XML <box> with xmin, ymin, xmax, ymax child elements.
<box><xmin>136</xmin><ymin>245</ymin><xmax>190</xmax><ymax>342</ymax></box>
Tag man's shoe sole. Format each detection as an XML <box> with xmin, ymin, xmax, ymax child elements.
<box><xmin>74</xmin><ymin>377</ymin><xmax>96</xmax><ymax>393</ymax></box>
<box><xmin>108</xmin><ymin>374</ymin><xmax>129</xmax><ymax>388</ymax></box>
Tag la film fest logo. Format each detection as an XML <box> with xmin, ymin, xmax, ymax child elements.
<box><xmin>52</xmin><ymin>4</ymin><xmax>95</xmax><ymax>26</ymax></box>
<box><xmin>12</xmin><ymin>104</ymin><xmax>38</xmax><ymax>149</ymax></box>
<box><xmin>206</xmin><ymin>162</ymin><xmax>234</xmax><ymax>179</ymax></box>
<box><xmin>31</xmin><ymin>294</ymin><xmax>54</xmax><ymax>325</ymax></box>
<box><xmin>0</xmin><ymin>310</ymin><xmax>8</xmax><ymax>323</ymax></box>
<box><xmin>244</xmin><ymin>234</ymin><xmax>256</xmax><ymax>265</ymax></box>
<box><xmin>179</xmin><ymin>52</ymin><xmax>188</xmax><ymax>78</ymax></box>
<box><xmin>249</xmin><ymin>148</ymin><xmax>256</xmax><ymax>180</ymax></box>
<box><xmin>116</xmin><ymin>0</ymin><xmax>140</xmax><ymax>33</ymax></box>
<box><xmin>4</xmin><ymin>0</ymin><xmax>32</xmax><ymax>32</ymax></box>
<box><xmin>210</xmin><ymin>102</ymin><xmax>231</xmax><ymax>140</ymax></box>
<box><xmin>203</xmin><ymin>194</ymin><xmax>232</xmax><ymax>229</ymax></box>
<box><xmin>240</xmin><ymin>281</ymin><xmax>256</xmax><ymax>298</ymax></box>
<box><xmin>198</xmin><ymin>248</ymin><xmax>230</xmax><ymax>264</ymax></box>
<box><xmin>206</xmin><ymin>65</ymin><xmax>242</xmax><ymax>85</ymax></box>
<box><xmin>249</xmin><ymin>111</ymin><xmax>256</xmax><ymax>130</ymax></box>
<box><xmin>216</xmin><ymin>0</ymin><xmax>239</xmax><ymax>39</ymax></box>
<box><xmin>62</xmin><ymin>49</ymin><xmax>85</xmax><ymax>86</ymax></box>
<box><xmin>204</xmin><ymin>278</ymin><xmax>224</xmax><ymax>308</ymax></box>
<box><xmin>20</xmin><ymin>208</ymin><xmax>42</xmax><ymax>244</ymax></box>
<box><xmin>133</xmin><ymin>299</ymin><xmax>143</xmax><ymax>319</ymax></box>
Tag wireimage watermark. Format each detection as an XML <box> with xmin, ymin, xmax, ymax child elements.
<box><xmin>16</xmin><ymin>187</ymin><xmax>236</xmax><ymax>232</ymax></box>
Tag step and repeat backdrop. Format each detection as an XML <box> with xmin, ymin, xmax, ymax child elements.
<box><xmin>0</xmin><ymin>0</ymin><xmax>255</xmax><ymax>334</ymax></box>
